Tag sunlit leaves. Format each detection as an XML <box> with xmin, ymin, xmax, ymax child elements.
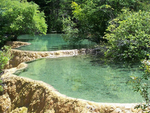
<box><xmin>62</xmin><ymin>16</ymin><xmax>79</xmax><ymax>44</ymax></box>
<box><xmin>0</xmin><ymin>46</ymin><xmax>11</xmax><ymax>70</ymax></box>
<box><xmin>63</xmin><ymin>0</ymin><xmax>146</xmax><ymax>44</ymax></box>
<box><xmin>128</xmin><ymin>62</ymin><xmax>150</xmax><ymax>104</ymax></box>
<box><xmin>0</xmin><ymin>46</ymin><xmax>11</xmax><ymax>93</ymax></box>
<box><xmin>104</xmin><ymin>10</ymin><xmax>150</xmax><ymax>62</ymax></box>
<box><xmin>0</xmin><ymin>0</ymin><xmax>47</xmax><ymax>44</ymax></box>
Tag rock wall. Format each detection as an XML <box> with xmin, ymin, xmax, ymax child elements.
<box><xmin>5</xmin><ymin>41</ymin><xmax>81</xmax><ymax>68</ymax></box>
<box><xmin>0</xmin><ymin>74</ymin><xmax>96</xmax><ymax>113</ymax></box>
<box><xmin>5</xmin><ymin>41</ymin><xmax>96</xmax><ymax>69</ymax></box>
<box><xmin>1</xmin><ymin>41</ymin><xmax>143</xmax><ymax>113</ymax></box>
<box><xmin>0</xmin><ymin>71</ymin><xmax>142</xmax><ymax>113</ymax></box>
<box><xmin>5</xmin><ymin>49</ymin><xmax>79</xmax><ymax>69</ymax></box>
<box><xmin>6</xmin><ymin>41</ymin><xmax>31</xmax><ymax>49</ymax></box>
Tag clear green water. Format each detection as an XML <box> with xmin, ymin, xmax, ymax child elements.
<box><xmin>15</xmin><ymin>55</ymin><xmax>143</xmax><ymax>103</ymax></box>
<box><xmin>17</xmin><ymin>34</ymin><xmax>95</xmax><ymax>51</ymax></box>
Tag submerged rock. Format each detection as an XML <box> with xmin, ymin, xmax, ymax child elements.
<box><xmin>0</xmin><ymin>74</ymin><xmax>93</xmax><ymax>113</ymax></box>
<box><xmin>6</xmin><ymin>41</ymin><xmax>31</xmax><ymax>49</ymax></box>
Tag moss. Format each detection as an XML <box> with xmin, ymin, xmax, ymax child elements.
<box><xmin>10</xmin><ymin>107</ymin><xmax>28</xmax><ymax>113</ymax></box>
<box><xmin>0</xmin><ymin>86</ymin><xmax>3</xmax><ymax>92</ymax></box>
<box><xmin>0</xmin><ymin>79</ymin><xmax>3</xmax><ymax>93</ymax></box>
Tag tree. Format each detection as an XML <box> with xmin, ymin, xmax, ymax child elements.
<box><xmin>63</xmin><ymin>0</ymin><xmax>112</xmax><ymax>44</ymax></box>
<box><xmin>26</xmin><ymin>0</ymin><xmax>85</xmax><ymax>33</ymax></box>
<box><xmin>27</xmin><ymin>0</ymin><xmax>62</xmax><ymax>32</ymax></box>
<box><xmin>0</xmin><ymin>0</ymin><xmax>47</xmax><ymax>45</ymax></box>
<box><xmin>62</xmin><ymin>0</ymin><xmax>150</xmax><ymax>44</ymax></box>
<box><xmin>104</xmin><ymin>9</ymin><xmax>150</xmax><ymax>62</ymax></box>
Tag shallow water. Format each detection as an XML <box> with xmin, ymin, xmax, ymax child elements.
<box><xmin>15</xmin><ymin>55</ymin><xmax>144</xmax><ymax>103</ymax></box>
<box><xmin>16</xmin><ymin>34</ymin><xmax>95</xmax><ymax>51</ymax></box>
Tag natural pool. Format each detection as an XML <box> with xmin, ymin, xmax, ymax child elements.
<box><xmin>16</xmin><ymin>34</ymin><xmax>95</xmax><ymax>51</ymax></box>
<box><xmin>15</xmin><ymin>55</ymin><xmax>143</xmax><ymax>103</ymax></box>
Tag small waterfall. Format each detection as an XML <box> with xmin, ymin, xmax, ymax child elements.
<box><xmin>46</xmin><ymin>49</ymin><xmax>80</xmax><ymax>58</ymax></box>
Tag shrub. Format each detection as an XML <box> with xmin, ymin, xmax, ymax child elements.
<box><xmin>62</xmin><ymin>0</ymin><xmax>150</xmax><ymax>44</ymax></box>
<box><xmin>0</xmin><ymin>46</ymin><xmax>11</xmax><ymax>71</ymax></box>
<box><xmin>104</xmin><ymin>9</ymin><xmax>150</xmax><ymax>62</ymax></box>
<box><xmin>0</xmin><ymin>0</ymin><xmax>47</xmax><ymax>45</ymax></box>
<box><xmin>128</xmin><ymin>62</ymin><xmax>150</xmax><ymax>112</ymax></box>
<box><xmin>0</xmin><ymin>46</ymin><xmax>11</xmax><ymax>93</ymax></box>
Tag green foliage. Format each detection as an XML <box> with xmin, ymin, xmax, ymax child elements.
<box><xmin>26</xmin><ymin>0</ymin><xmax>150</xmax><ymax>34</ymax></box>
<box><xmin>104</xmin><ymin>10</ymin><xmax>150</xmax><ymax>62</ymax></box>
<box><xmin>0</xmin><ymin>46</ymin><xmax>11</xmax><ymax>71</ymax></box>
<box><xmin>0</xmin><ymin>0</ymin><xmax>47</xmax><ymax>45</ymax></box>
<box><xmin>0</xmin><ymin>45</ymin><xmax>11</xmax><ymax>93</ymax></box>
<box><xmin>128</xmin><ymin>62</ymin><xmax>150</xmax><ymax>111</ymax></box>
<box><xmin>62</xmin><ymin>0</ymin><xmax>148</xmax><ymax>44</ymax></box>
<box><xmin>27</xmin><ymin>0</ymin><xmax>73</xmax><ymax>33</ymax></box>
<box><xmin>136</xmin><ymin>0</ymin><xmax>150</xmax><ymax>11</ymax></box>
<box><xmin>0</xmin><ymin>86</ymin><xmax>3</xmax><ymax>92</ymax></box>
<box><xmin>0</xmin><ymin>79</ymin><xmax>3</xmax><ymax>92</ymax></box>
<box><xmin>62</xmin><ymin>17</ymin><xmax>79</xmax><ymax>44</ymax></box>
<box><xmin>43</xmin><ymin>0</ymin><xmax>62</xmax><ymax>33</ymax></box>
<box><xmin>63</xmin><ymin>0</ymin><xmax>113</xmax><ymax>43</ymax></box>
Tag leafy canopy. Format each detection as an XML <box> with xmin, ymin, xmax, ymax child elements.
<box><xmin>104</xmin><ymin>9</ymin><xmax>150</xmax><ymax>62</ymax></box>
<box><xmin>63</xmin><ymin>0</ymin><xmax>113</xmax><ymax>44</ymax></box>
<box><xmin>62</xmin><ymin>0</ymin><xmax>148</xmax><ymax>44</ymax></box>
<box><xmin>0</xmin><ymin>0</ymin><xmax>47</xmax><ymax>45</ymax></box>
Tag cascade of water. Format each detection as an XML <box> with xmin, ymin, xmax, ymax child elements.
<box><xmin>46</xmin><ymin>49</ymin><xmax>80</xmax><ymax>58</ymax></box>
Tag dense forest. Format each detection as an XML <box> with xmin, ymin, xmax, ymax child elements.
<box><xmin>26</xmin><ymin>0</ymin><xmax>85</xmax><ymax>33</ymax></box>
<box><xmin>23</xmin><ymin>0</ymin><xmax>150</xmax><ymax>62</ymax></box>
<box><xmin>26</xmin><ymin>0</ymin><xmax>150</xmax><ymax>44</ymax></box>
<box><xmin>0</xmin><ymin>0</ymin><xmax>150</xmax><ymax>46</ymax></box>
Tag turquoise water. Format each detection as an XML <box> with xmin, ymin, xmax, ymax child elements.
<box><xmin>17</xmin><ymin>34</ymin><xmax>95</xmax><ymax>51</ymax></box>
<box><xmin>15</xmin><ymin>55</ymin><xmax>144</xmax><ymax>103</ymax></box>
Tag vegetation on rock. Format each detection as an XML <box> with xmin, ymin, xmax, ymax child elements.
<box><xmin>0</xmin><ymin>46</ymin><xmax>11</xmax><ymax>70</ymax></box>
<box><xmin>0</xmin><ymin>46</ymin><xmax>11</xmax><ymax>93</ymax></box>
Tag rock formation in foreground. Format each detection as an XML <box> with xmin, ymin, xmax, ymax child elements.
<box><xmin>0</xmin><ymin>41</ymin><xmax>142</xmax><ymax>113</ymax></box>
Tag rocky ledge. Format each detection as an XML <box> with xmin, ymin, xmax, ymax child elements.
<box><xmin>5</xmin><ymin>49</ymin><xmax>80</xmax><ymax>69</ymax></box>
<box><xmin>0</xmin><ymin>41</ymin><xmax>143</xmax><ymax>112</ymax></box>
<box><xmin>6</xmin><ymin>41</ymin><xmax>31</xmax><ymax>49</ymax></box>
<box><xmin>0</xmin><ymin>71</ymin><xmax>141</xmax><ymax>113</ymax></box>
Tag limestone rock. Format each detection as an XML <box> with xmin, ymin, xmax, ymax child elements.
<box><xmin>10</xmin><ymin>107</ymin><xmax>28</xmax><ymax>113</ymax></box>
<box><xmin>5</xmin><ymin>49</ymin><xmax>80</xmax><ymax>69</ymax></box>
<box><xmin>0</xmin><ymin>93</ymin><xmax>11</xmax><ymax>113</ymax></box>
<box><xmin>1</xmin><ymin>74</ymin><xmax>93</xmax><ymax>113</ymax></box>
<box><xmin>2</xmin><ymin>41</ymin><xmax>142</xmax><ymax>113</ymax></box>
<box><xmin>0</xmin><ymin>72</ymin><xmax>141</xmax><ymax>113</ymax></box>
<box><xmin>6</xmin><ymin>41</ymin><xmax>30</xmax><ymax>49</ymax></box>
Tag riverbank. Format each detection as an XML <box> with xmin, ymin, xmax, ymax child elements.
<box><xmin>0</xmin><ymin>41</ymin><xmax>143</xmax><ymax>112</ymax></box>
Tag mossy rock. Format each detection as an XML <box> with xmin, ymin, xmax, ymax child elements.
<box><xmin>10</xmin><ymin>107</ymin><xmax>28</xmax><ymax>113</ymax></box>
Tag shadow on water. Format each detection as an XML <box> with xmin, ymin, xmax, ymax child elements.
<box><xmin>16</xmin><ymin>34</ymin><xmax>96</xmax><ymax>51</ymax></box>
